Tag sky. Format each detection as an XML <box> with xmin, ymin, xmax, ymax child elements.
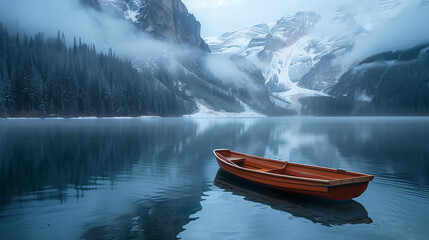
<box><xmin>182</xmin><ymin>0</ymin><xmax>352</xmax><ymax>37</ymax></box>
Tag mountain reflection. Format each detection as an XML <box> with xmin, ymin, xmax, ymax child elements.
<box><xmin>0</xmin><ymin>119</ymin><xmax>198</xmax><ymax>204</ymax></box>
<box><xmin>1</xmin><ymin>118</ymin><xmax>429</xmax><ymax>203</ymax></box>
<box><xmin>0</xmin><ymin>118</ymin><xmax>428</xmax><ymax>240</ymax></box>
<box><xmin>214</xmin><ymin>170</ymin><xmax>372</xmax><ymax>227</ymax></box>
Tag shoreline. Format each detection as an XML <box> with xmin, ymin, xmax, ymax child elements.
<box><xmin>2</xmin><ymin>116</ymin><xmax>429</xmax><ymax>120</ymax></box>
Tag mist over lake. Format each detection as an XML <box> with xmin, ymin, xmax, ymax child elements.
<box><xmin>1</xmin><ymin>118</ymin><xmax>428</xmax><ymax>239</ymax></box>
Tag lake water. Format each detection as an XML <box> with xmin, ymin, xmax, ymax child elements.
<box><xmin>0</xmin><ymin>117</ymin><xmax>429</xmax><ymax>240</ymax></box>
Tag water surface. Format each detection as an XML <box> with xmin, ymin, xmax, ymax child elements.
<box><xmin>0</xmin><ymin>117</ymin><xmax>428</xmax><ymax>239</ymax></box>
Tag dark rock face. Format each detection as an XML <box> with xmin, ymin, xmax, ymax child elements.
<box><xmin>81</xmin><ymin>0</ymin><xmax>210</xmax><ymax>52</ymax></box>
<box><xmin>135</xmin><ymin>0</ymin><xmax>210</xmax><ymax>51</ymax></box>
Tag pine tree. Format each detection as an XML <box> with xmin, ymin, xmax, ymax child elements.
<box><xmin>0</xmin><ymin>26</ymin><xmax>190</xmax><ymax>117</ymax></box>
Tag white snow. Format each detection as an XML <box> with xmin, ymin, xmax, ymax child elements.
<box><xmin>125</xmin><ymin>9</ymin><xmax>139</xmax><ymax>23</ymax></box>
<box><xmin>272</xmin><ymin>85</ymin><xmax>327</xmax><ymax>114</ymax></box>
<box><xmin>357</xmin><ymin>91</ymin><xmax>373</xmax><ymax>102</ymax></box>
<box><xmin>206</xmin><ymin>1</ymin><xmax>421</xmax><ymax>114</ymax></box>
<box><xmin>185</xmin><ymin>101</ymin><xmax>265</xmax><ymax>118</ymax></box>
<box><xmin>205</xmin><ymin>24</ymin><xmax>270</xmax><ymax>56</ymax></box>
<box><xmin>264</xmin><ymin>35</ymin><xmax>318</xmax><ymax>87</ymax></box>
<box><xmin>418</xmin><ymin>46</ymin><xmax>429</xmax><ymax>58</ymax></box>
<box><xmin>98</xmin><ymin>0</ymin><xmax>141</xmax><ymax>23</ymax></box>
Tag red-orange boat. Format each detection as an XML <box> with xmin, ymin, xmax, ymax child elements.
<box><xmin>213</xmin><ymin>149</ymin><xmax>374</xmax><ymax>200</ymax></box>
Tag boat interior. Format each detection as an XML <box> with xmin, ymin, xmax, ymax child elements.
<box><xmin>216</xmin><ymin>149</ymin><xmax>363</xmax><ymax>181</ymax></box>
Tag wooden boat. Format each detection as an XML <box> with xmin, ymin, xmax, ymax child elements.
<box><xmin>213</xmin><ymin>149</ymin><xmax>374</xmax><ymax>200</ymax></box>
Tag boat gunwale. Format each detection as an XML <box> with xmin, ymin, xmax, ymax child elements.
<box><xmin>213</xmin><ymin>149</ymin><xmax>374</xmax><ymax>187</ymax></box>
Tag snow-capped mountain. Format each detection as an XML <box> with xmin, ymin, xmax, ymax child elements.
<box><xmin>206</xmin><ymin>24</ymin><xmax>271</xmax><ymax>57</ymax></box>
<box><xmin>301</xmin><ymin>43</ymin><xmax>429</xmax><ymax>116</ymax></box>
<box><xmin>80</xmin><ymin>0</ymin><xmax>289</xmax><ymax>116</ymax></box>
<box><xmin>207</xmin><ymin>11</ymin><xmax>324</xmax><ymax>111</ymax></box>
<box><xmin>79</xmin><ymin>0</ymin><xmax>427</xmax><ymax>115</ymax></box>
<box><xmin>207</xmin><ymin>11</ymin><xmax>320</xmax><ymax>64</ymax></box>
<box><xmin>207</xmin><ymin>0</ymin><xmax>425</xmax><ymax>111</ymax></box>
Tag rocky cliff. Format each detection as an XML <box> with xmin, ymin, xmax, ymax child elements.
<box><xmin>136</xmin><ymin>0</ymin><xmax>210</xmax><ymax>51</ymax></box>
<box><xmin>82</xmin><ymin>0</ymin><xmax>210</xmax><ymax>51</ymax></box>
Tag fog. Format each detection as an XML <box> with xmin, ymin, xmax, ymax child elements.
<box><xmin>183</xmin><ymin>0</ymin><xmax>355</xmax><ymax>37</ymax></box>
<box><xmin>306</xmin><ymin>0</ymin><xmax>429</xmax><ymax>66</ymax></box>
<box><xmin>204</xmin><ymin>54</ymin><xmax>255</xmax><ymax>89</ymax></box>
<box><xmin>341</xmin><ymin>6</ymin><xmax>429</xmax><ymax>65</ymax></box>
<box><xmin>0</xmin><ymin>0</ymin><xmax>184</xmax><ymax>58</ymax></box>
<box><xmin>1</xmin><ymin>0</ymin><xmax>428</xmax><ymax>86</ymax></box>
<box><xmin>0</xmin><ymin>0</ymin><xmax>259</xmax><ymax>88</ymax></box>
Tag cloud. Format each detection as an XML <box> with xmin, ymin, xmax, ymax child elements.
<box><xmin>0</xmin><ymin>0</ymin><xmax>264</xmax><ymax>91</ymax></box>
<box><xmin>183</xmin><ymin>0</ymin><xmax>351</xmax><ymax>37</ymax></box>
<box><xmin>338</xmin><ymin>5</ymin><xmax>429</xmax><ymax>65</ymax></box>
<box><xmin>0</xmin><ymin>0</ymin><xmax>186</xmax><ymax>59</ymax></box>
<box><xmin>204</xmin><ymin>54</ymin><xmax>256</xmax><ymax>89</ymax></box>
<box><xmin>183</xmin><ymin>0</ymin><xmax>246</xmax><ymax>9</ymax></box>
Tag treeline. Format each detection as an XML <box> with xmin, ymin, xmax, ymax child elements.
<box><xmin>0</xmin><ymin>24</ymin><xmax>192</xmax><ymax>117</ymax></box>
<box><xmin>301</xmin><ymin>44</ymin><xmax>429</xmax><ymax>116</ymax></box>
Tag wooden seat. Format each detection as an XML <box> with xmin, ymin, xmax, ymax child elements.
<box><xmin>225</xmin><ymin>157</ymin><xmax>245</xmax><ymax>163</ymax></box>
<box><xmin>264</xmin><ymin>162</ymin><xmax>288</xmax><ymax>173</ymax></box>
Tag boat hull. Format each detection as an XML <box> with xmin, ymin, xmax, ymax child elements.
<box><xmin>214</xmin><ymin>150</ymin><xmax>373</xmax><ymax>200</ymax></box>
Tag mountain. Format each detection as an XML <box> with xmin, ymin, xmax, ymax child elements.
<box><xmin>301</xmin><ymin>43</ymin><xmax>429</xmax><ymax>116</ymax></box>
<box><xmin>334</xmin><ymin>43</ymin><xmax>429</xmax><ymax>115</ymax></box>
<box><xmin>207</xmin><ymin>0</ymin><xmax>425</xmax><ymax>112</ymax></box>
<box><xmin>297</xmin><ymin>0</ymin><xmax>422</xmax><ymax>91</ymax></box>
<box><xmin>207</xmin><ymin>11</ymin><xmax>321</xmax><ymax>89</ymax></box>
<box><xmin>83</xmin><ymin>0</ymin><xmax>210</xmax><ymax>51</ymax></box>
<box><xmin>207</xmin><ymin>11</ymin><xmax>324</xmax><ymax>112</ymax></box>
<box><xmin>206</xmin><ymin>23</ymin><xmax>271</xmax><ymax>57</ymax></box>
<box><xmin>3</xmin><ymin>0</ymin><xmax>427</xmax><ymax>117</ymax></box>
<box><xmin>77</xmin><ymin>0</ymin><xmax>290</xmax><ymax>116</ymax></box>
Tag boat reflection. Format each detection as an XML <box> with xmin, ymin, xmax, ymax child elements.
<box><xmin>214</xmin><ymin>170</ymin><xmax>372</xmax><ymax>227</ymax></box>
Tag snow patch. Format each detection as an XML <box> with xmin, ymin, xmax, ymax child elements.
<box><xmin>356</xmin><ymin>91</ymin><xmax>373</xmax><ymax>102</ymax></box>
<box><xmin>272</xmin><ymin>85</ymin><xmax>327</xmax><ymax>114</ymax></box>
<box><xmin>125</xmin><ymin>9</ymin><xmax>138</xmax><ymax>22</ymax></box>
<box><xmin>185</xmin><ymin>101</ymin><xmax>265</xmax><ymax>118</ymax></box>
<box><xmin>205</xmin><ymin>24</ymin><xmax>270</xmax><ymax>55</ymax></box>
<box><xmin>265</xmin><ymin>35</ymin><xmax>319</xmax><ymax>87</ymax></box>
<box><xmin>418</xmin><ymin>46</ymin><xmax>429</xmax><ymax>58</ymax></box>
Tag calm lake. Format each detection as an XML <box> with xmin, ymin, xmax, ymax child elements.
<box><xmin>1</xmin><ymin>117</ymin><xmax>429</xmax><ymax>240</ymax></box>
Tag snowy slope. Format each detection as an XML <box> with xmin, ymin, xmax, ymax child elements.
<box><xmin>206</xmin><ymin>24</ymin><xmax>270</xmax><ymax>56</ymax></box>
<box><xmin>184</xmin><ymin>101</ymin><xmax>265</xmax><ymax>117</ymax></box>
<box><xmin>97</xmin><ymin>0</ymin><xmax>143</xmax><ymax>22</ymax></box>
<box><xmin>82</xmin><ymin>0</ymin><xmax>286</xmax><ymax>116</ymax></box>
<box><xmin>206</xmin><ymin>0</ymin><xmax>424</xmax><ymax>111</ymax></box>
<box><xmin>207</xmin><ymin>11</ymin><xmax>324</xmax><ymax>110</ymax></box>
